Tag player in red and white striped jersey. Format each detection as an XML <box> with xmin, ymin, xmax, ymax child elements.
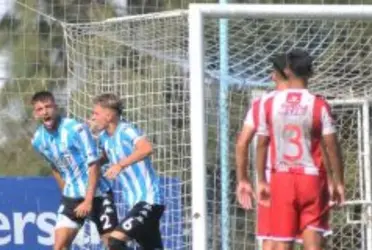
<box><xmin>256</xmin><ymin>49</ymin><xmax>345</xmax><ymax>250</ymax></box>
<box><xmin>236</xmin><ymin>53</ymin><xmax>288</xmax><ymax>250</ymax></box>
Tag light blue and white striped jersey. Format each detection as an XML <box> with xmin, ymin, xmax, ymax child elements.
<box><xmin>32</xmin><ymin>117</ymin><xmax>111</xmax><ymax>199</ymax></box>
<box><xmin>98</xmin><ymin>121</ymin><xmax>163</xmax><ymax>207</ymax></box>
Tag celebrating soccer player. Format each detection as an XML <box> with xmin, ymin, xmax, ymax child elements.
<box><xmin>256</xmin><ymin>49</ymin><xmax>345</xmax><ymax>250</ymax></box>
<box><xmin>31</xmin><ymin>91</ymin><xmax>118</xmax><ymax>250</ymax></box>
<box><xmin>90</xmin><ymin>93</ymin><xmax>165</xmax><ymax>250</ymax></box>
<box><xmin>236</xmin><ymin>53</ymin><xmax>288</xmax><ymax>250</ymax></box>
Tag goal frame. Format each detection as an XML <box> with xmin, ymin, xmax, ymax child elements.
<box><xmin>188</xmin><ymin>4</ymin><xmax>372</xmax><ymax>250</ymax></box>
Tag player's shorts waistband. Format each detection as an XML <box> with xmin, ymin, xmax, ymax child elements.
<box><xmin>271</xmin><ymin>165</ymin><xmax>326</xmax><ymax>176</ymax></box>
<box><xmin>62</xmin><ymin>190</ymin><xmax>114</xmax><ymax>202</ymax></box>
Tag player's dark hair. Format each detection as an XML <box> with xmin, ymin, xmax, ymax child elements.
<box><xmin>31</xmin><ymin>91</ymin><xmax>55</xmax><ymax>105</ymax></box>
<box><xmin>93</xmin><ymin>93</ymin><xmax>123</xmax><ymax>115</ymax></box>
<box><xmin>271</xmin><ymin>53</ymin><xmax>288</xmax><ymax>79</ymax></box>
<box><xmin>286</xmin><ymin>49</ymin><xmax>314</xmax><ymax>79</ymax></box>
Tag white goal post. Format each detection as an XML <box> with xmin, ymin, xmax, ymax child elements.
<box><xmin>189</xmin><ymin>4</ymin><xmax>372</xmax><ymax>250</ymax></box>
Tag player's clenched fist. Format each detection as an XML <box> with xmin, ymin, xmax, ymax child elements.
<box><xmin>105</xmin><ymin>164</ymin><xmax>123</xmax><ymax>179</ymax></box>
<box><xmin>257</xmin><ymin>181</ymin><xmax>270</xmax><ymax>207</ymax></box>
<box><xmin>236</xmin><ymin>180</ymin><xmax>255</xmax><ymax>210</ymax></box>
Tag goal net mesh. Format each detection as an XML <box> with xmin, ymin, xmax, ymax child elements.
<box><xmin>61</xmin><ymin>11</ymin><xmax>372</xmax><ymax>250</ymax></box>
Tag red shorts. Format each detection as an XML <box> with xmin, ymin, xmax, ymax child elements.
<box><xmin>269</xmin><ymin>172</ymin><xmax>331</xmax><ymax>241</ymax></box>
<box><xmin>257</xmin><ymin>204</ymin><xmax>304</xmax><ymax>242</ymax></box>
<box><xmin>257</xmin><ymin>203</ymin><xmax>271</xmax><ymax>239</ymax></box>
<box><xmin>256</xmin><ymin>169</ymin><xmax>272</xmax><ymax>239</ymax></box>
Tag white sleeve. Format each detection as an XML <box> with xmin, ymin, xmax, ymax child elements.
<box><xmin>243</xmin><ymin>107</ymin><xmax>254</xmax><ymax>127</ymax></box>
<box><xmin>321</xmin><ymin>102</ymin><xmax>337</xmax><ymax>135</ymax></box>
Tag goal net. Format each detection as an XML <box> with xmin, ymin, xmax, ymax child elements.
<box><xmin>0</xmin><ymin>3</ymin><xmax>365</xmax><ymax>250</ymax></box>
<box><xmin>61</xmin><ymin>5</ymin><xmax>372</xmax><ymax>250</ymax></box>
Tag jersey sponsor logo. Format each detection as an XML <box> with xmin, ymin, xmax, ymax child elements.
<box><xmin>286</xmin><ymin>92</ymin><xmax>302</xmax><ymax>104</ymax></box>
<box><xmin>280</xmin><ymin>92</ymin><xmax>308</xmax><ymax>116</ymax></box>
<box><xmin>55</xmin><ymin>153</ymin><xmax>73</xmax><ymax>168</ymax></box>
<box><xmin>279</xmin><ymin>103</ymin><xmax>308</xmax><ymax>116</ymax></box>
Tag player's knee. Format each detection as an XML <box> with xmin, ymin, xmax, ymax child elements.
<box><xmin>273</xmin><ymin>241</ymin><xmax>293</xmax><ymax>250</ymax></box>
<box><xmin>303</xmin><ymin>230</ymin><xmax>323</xmax><ymax>250</ymax></box>
<box><xmin>53</xmin><ymin>242</ymin><xmax>69</xmax><ymax>250</ymax></box>
<box><xmin>262</xmin><ymin>240</ymin><xmax>274</xmax><ymax>250</ymax></box>
<box><xmin>108</xmin><ymin>236</ymin><xmax>128</xmax><ymax>250</ymax></box>
<box><xmin>53</xmin><ymin>245</ymin><xmax>63</xmax><ymax>250</ymax></box>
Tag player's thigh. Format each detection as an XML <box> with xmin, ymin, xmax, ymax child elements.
<box><xmin>91</xmin><ymin>192</ymin><xmax>119</xmax><ymax>236</ymax></box>
<box><xmin>297</xmin><ymin>175</ymin><xmax>330</xmax><ymax>235</ymax></box>
<box><xmin>262</xmin><ymin>239</ymin><xmax>274</xmax><ymax>250</ymax></box>
<box><xmin>302</xmin><ymin>229</ymin><xmax>324</xmax><ymax>250</ymax></box>
<box><xmin>58</xmin><ymin>197</ymin><xmax>86</xmax><ymax>226</ymax></box>
<box><xmin>256</xmin><ymin>204</ymin><xmax>271</xmax><ymax>239</ymax></box>
<box><xmin>270</xmin><ymin>173</ymin><xmax>298</xmax><ymax>240</ymax></box>
<box><xmin>272</xmin><ymin>241</ymin><xmax>294</xmax><ymax>250</ymax></box>
<box><xmin>139</xmin><ymin>223</ymin><xmax>164</xmax><ymax>250</ymax></box>
<box><xmin>54</xmin><ymin>214</ymin><xmax>81</xmax><ymax>249</ymax></box>
<box><xmin>257</xmin><ymin>169</ymin><xmax>272</xmax><ymax>238</ymax></box>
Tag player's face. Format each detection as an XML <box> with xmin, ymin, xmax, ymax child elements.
<box><xmin>33</xmin><ymin>99</ymin><xmax>58</xmax><ymax>130</ymax></box>
<box><xmin>91</xmin><ymin>104</ymin><xmax>113</xmax><ymax>131</ymax></box>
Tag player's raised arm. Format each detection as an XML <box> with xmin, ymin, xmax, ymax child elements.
<box><xmin>73</xmin><ymin>124</ymin><xmax>101</xmax><ymax>216</ymax></box>
<box><xmin>319</xmin><ymin>98</ymin><xmax>345</xmax><ymax>205</ymax></box>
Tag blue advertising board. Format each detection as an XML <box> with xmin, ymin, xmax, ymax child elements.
<box><xmin>0</xmin><ymin>177</ymin><xmax>183</xmax><ymax>250</ymax></box>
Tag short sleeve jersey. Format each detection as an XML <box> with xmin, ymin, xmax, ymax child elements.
<box><xmin>32</xmin><ymin>117</ymin><xmax>111</xmax><ymax>198</ymax></box>
<box><xmin>256</xmin><ymin>89</ymin><xmax>336</xmax><ymax>175</ymax></box>
<box><xmin>98</xmin><ymin>121</ymin><xmax>163</xmax><ymax>207</ymax></box>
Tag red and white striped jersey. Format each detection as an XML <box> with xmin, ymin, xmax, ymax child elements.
<box><xmin>244</xmin><ymin>91</ymin><xmax>278</xmax><ymax>130</ymax></box>
<box><xmin>243</xmin><ymin>91</ymin><xmax>278</xmax><ymax>174</ymax></box>
<box><xmin>256</xmin><ymin>89</ymin><xmax>336</xmax><ymax>175</ymax></box>
<box><xmin>244</xmin><ymin>97</ymin><xmax>261</xmax><ymax>130</ymax></box>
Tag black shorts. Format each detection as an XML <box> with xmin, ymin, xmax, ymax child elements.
<box><xmin>59</xmin><ymin>191</ymin><xmax>118</xmax><ymax>235</ymax></box>
<box><xmin>116</xmin><ymin>201</ymin><xmax>165</xmax><ymax>250</ymax></box>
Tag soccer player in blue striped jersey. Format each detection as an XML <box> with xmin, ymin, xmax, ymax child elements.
<box><xmin>91</xmin><ymin>93</ymin><xmax>164</xmax><ymax>250</ymax></box>
<box><xmin>30</xmin><ymin>91</ymin><xmax>119</xmax><ymax>250</ymax></box>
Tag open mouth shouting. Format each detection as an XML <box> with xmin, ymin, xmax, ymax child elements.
<box><xmin>43</xmin><ymin>116</ymin><xmax>54</xmax><ymax>129</ymax></box>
